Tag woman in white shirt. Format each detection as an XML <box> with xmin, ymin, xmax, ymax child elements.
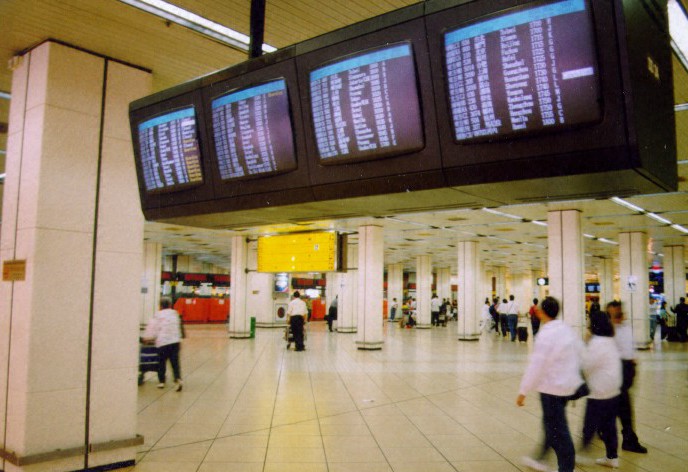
<box><xmin>580</xmin><ymin>310</ymin><xmax>622</xmax><ymax>468</ymax></box>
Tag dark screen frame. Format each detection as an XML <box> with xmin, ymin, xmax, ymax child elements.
<box><xmin>426</xmin><ymin>0</ymin><xmax>631</xmax><ymax>183</ymax></box>
<box><xmin>130</xmin><ymin>88</ymin><xmax>216</xmax><ymax>210</ymax></box>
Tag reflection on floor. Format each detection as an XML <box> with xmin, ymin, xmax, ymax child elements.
<box><xmin>130</xmin><ymin>322</ymin><xmax>688</xmax><ymax>472</ymax></box>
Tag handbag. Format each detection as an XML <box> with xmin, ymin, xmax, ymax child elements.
<box><xmin>568</xmin><ymin>382</ymin><xmax>590</xmax><ymax>401</ymax></box>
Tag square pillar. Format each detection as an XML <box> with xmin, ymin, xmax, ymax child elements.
<box><xmin>664</xmin><ymin>246</ymin><xmax>686</xmax><ymax>308</ymax></box>
<box><xmin>457</xmin><ymin>241</ymin><xmax>480</xmax><ymax>341</ymax></box>
<box><xmin>0</xmin><ymin>41</ymin><xmax>150</xmax><ymax>471</ymax></box>
<box><xmin>598</xmin><ymin>256</ymin><xmax>615</xmax><ymax>305</ymax></box>
<box><xmin>229</xmin><ymin>236</ymin><xmax>250</xmax><ymax>338</ymax></box>
<box><xmin>247</xmin><ymin>241</ymin><xmax>275</xmax><ymax>328</ymax></box>
<box><xmin>619</xmin><ymin>232</ymin><xmax>650</xmax><ymax>349</ymax></box>
<box><xmin>436</xmin><ymin>267</ymin><xmax>452</xmax><ymax>304</ymax></box>
<box><xmin>141</xmin><ymin>242</ymin><xmax>162</xmax><ymax>325</ymax></box>
<box><xmin>386</xmin><ymin>263</ymin><xmax>404</xmax><ymax>320</ymax></box>
<box><xmin>355</xmin><ymin>226</ymin><xmax>383</xmax><ymax>349</ymax></box>
<box><xmin>547</xmin><ymin>210</ymin><xmax>585</xmax><ymax>334</ymax></box>
<box><xmin>338</xmin><ymin>243</ymin><xmax>358</xmax><ymax>333</ymax></box>
<box><xmin>415</xmin><ymin>255</ymin><xmax>433</xmax><ymax>328</ymax></box>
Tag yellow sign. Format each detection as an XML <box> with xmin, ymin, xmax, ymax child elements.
<box><xmin>2</xmin><ymin>260</ymin><xmax>27</xmax><ymax>281</ymax></box>
<box><xmin>258</xmin><ymin>232</ymin><xmax>338</xmax><ymax>273</ymax></box>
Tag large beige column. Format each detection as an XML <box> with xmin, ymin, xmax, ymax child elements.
<box><xmin>457</xmin><ymin>241</ymin><xmax>480</xmax><ymax>341</ymax></box>
<box><xmin>598</xmin><ymin>256</ymin><xmax>615</xmax><ymax>305</ymax></box>
<box><xmin>516</xmin><ymin>270</ymin><xmax>534</xmax><ymax>314</ymax></box>
<box><xmin>0</xmin><ymin>42</ymin><xmax>149</xmax><ymax>471</ymax></box>
<box><xmin>338</xmin><ymin>243</ymin><xmax>358</xmax><ymax>333</ymax></box>
<box><xmin>436</xmin><ymin>267</ymin><xmax>452</xmax><ymax>303</ymax></box>
<box><xmin>355</xmin><ymin>226</ymin><xmax>383</xmax><ymax>349</ymax></box>
<box><xmin>247</xmin><ymin>241</ymin><xmax>275</xmax><ymax>328</ymax></box>
<box><xmin>495</xmin><ymin>266</ymin><xmax>507</xmax><ymax>300</ymax></box>
<box><xmin>619</xmin><ymin>232</ymin><xmax>650</xmax><ymax>348</ymax></box>
<box><xmin>387</xmin><ymin>263</ymin><xmax>404</xmax><ymax>320</ymax></box>
<box><xmin>229</xmin><ymin>236</ymin><xmax>250</xmax><ymax>338</ymax></box>
<box><xmin>415</xmin><ymin>255</ymin><xmax>433</xmax><ymax>328</ymax></box>
<box><xmin>141</xmin><ymin>242</ymin><xmax>162</xmax><ymax>325</ymax></box>
<box><xmin>547</xmin><ymin>210</ymin><xmax>585</xmax><ymax>334</ymax></box>
<box><xmin>485</xmin><ymin>267</ymin><xmax>495</xmax><ymax>300</ymax></box>
<box><xmin>664</xmin><ymin>246</ymin><xmax>686</xmax><ymax>308</ymax></box>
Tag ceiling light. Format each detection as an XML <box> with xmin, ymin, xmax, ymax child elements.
<box><xmin>583</xmin><ymin>233</ymin><xmax>595</xmax><ymax>239</ymax></box>
<box><xmin>117</xmin><ymin>0</ymin><xmax>277</xmax><ymax>53</ymax></box>
<box><xmin>671</xmin><ymin>224</ymin><xmax>688</xmax><ymax>234</ymax></box>
<box><xmin>482</xmin><ymin>208</ymin><xmax>523</xmax><ymax>220</ymax></box>
<box><xmin>531</xmin><ymin>220</ymin><xmax>548</xmax><ymax>227</ymax></box>
<box><xmin>610</xmin><ymin>197</ymin><xmax>644</xmax><ymax>213</ymax></box>
<box><xmin>646</xmin><ymin>212</ymin><xmax>672</xmax><ymax>225</ymax></box>
<box><xmin>598</xmin><ymin>238</ymin><xmax>619</xmax><ymax>245</ymax></box>
<box><xmin>0</xmin><ymin>91</ymin><xmax>10</xmax><ymax>100</ymax></box>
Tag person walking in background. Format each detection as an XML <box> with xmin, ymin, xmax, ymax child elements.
<box><xmin>671</xmin><ymin>297</ymin><xmax>688</xmax><ymax>342</ymax></box>
<box><xmin>287</xmin><ymin>291</ymin><xmax>308</xmax><ymax>351</ymax></box>
<box><xmin>431</xmin><ymin>293</ymin><xmax>441</xmax><ymax>327</ymax></box>
<box><xmin>608</xmin><ymin>301</ymin><xmax>647</xmax><ymax>454</ymax></box>
<box><xmin>579</xmin><ymin>310</ymin><xmax>622</xmax><ymax>468</ymax></box>
<box><xmin>489</xmin><ymin>298</ymin><xmax>500</xmax><ymax>334</ymax></box>
<box><xmin>389</xmin><ymin>297</ymin><xmax>398</xmax><ymax>322</ymax></box>
<box><xmin>498</xmin><ymin>298</ymin><xmax>509</xmax><ymax>337</ymax></box>
<box><xmin>327</xmin><ymin>295</ymin><xmax>338</xmax><ymax>332</ymax></box>
<box><xmin>143</xmin><ymin>298</ymin><xmax>184</xmax><ymax>392</ymax></box>
<box><xmin>480</xmin><ymin>298</ymin><xmax>493</xmax><ymax>335</ymax></box>
<box><xmin>529</xmin><ymin>298</ymin><xmax>540</xmax><ymax>336</ymax></box>
<box><xmin>506</xmin><ymin>295</ymin><xmax>519</xmax><ymax>342</ymax></box>
<box><xmin>658</xmin><ymin>301</ymin><xmax>668</xmax><ymax>340</ymax></box>
<box><xmin>649</xmin><ymin>297</ymin><xmax>660</xmax><ymax>342</ymax></box>
<box><xmin>517</xmin><ymin>297</ymin><xmax>584</xmax><ymax>472</ymax></box>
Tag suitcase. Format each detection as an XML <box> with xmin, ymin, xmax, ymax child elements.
<box><xmin>517</xmin><ymin>326</ymin><xmax>528</xmax><ymax>342</ymax></box>
<box><xmin>138</xmin><ymin>344</ymin><xmax>159</xmax><ymax>385</ymax></box>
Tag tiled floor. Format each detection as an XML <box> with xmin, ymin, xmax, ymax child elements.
<box><xmin>130</xmin><ymin>321</ymin><xmax>688</xmax><ymax>472</ymax></box>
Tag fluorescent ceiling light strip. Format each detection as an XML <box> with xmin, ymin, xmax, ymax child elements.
<box><xmin>610</xmin><ymin>196</ymin><xmax>645</xmax><ymax>213</ymax></box>
<box><xmin>531</xmin><ymin>220</ymin><xmax>548</xmax><ymax>227</ymax></box>
<box><xmin>598</xmin><ymin>238</ymin><xmax>619</xmax><ymax>245</ymax></box>
<box><xmin>671</xmin><ymin>224</ymin><xmax>688</xmax><ymax>234</ymax></box>
<box><xmin>117</xmin><ymin>0</ymin><xmax>276</xmax><ymax>53</ymax></box>
<box><xmin>482</xmin><ymin>208</ymin><xmax>523</xmax><ymax>220</ymax></box>
<box><xmin>0</xmin><ymin>91</ymin><xmax>10</xmax><ymax>100</ymax></box>
<box><xmin>676</xmin><ymin>103</ymin><xmax>688</xmax><ymax>112</ymax></box>
<box><xmin>646</xmin><ymin>212</ymin><xmax>672</xmax><ymax>225</ymax></box>
<box><xmin>583</xmin><ymin>233</ymin><xmax>595</xmax><ymax>239</ymax></box>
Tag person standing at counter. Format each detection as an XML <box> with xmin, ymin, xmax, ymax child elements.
<box><xmin>287</xmin><ymin>291</ymin><xmax>308</xmax><ymax>351</ymax></box>
<box><xmin>143</xmin><ymin>298</ymin><xmax>184</xmax><ymax>392</ymax></box>
<box><xmin>327</xmin><ymin>295</ymin><xmax>338</xmax><ymax>332</ymax></box>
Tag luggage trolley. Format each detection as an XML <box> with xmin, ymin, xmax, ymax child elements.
<box><xmin>138</xmin><ymin>340</ymin><xmax>159</xmax><ymax>385</ymax></box>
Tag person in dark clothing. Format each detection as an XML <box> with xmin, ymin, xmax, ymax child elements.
<box><xmin>287</xmin><ymin>291</ymin><xmax>308</xmax><ymax>351</ymax></box>
<box><xmin>489</xmin><ymin>298</ymin><xmax>500</xmax><ymax>334</ymax></box>
<box><xmin>327</xmin><ymin>296</ymin><xmax>338</xmax><ymax>332</ymax></box>
<box><xmin>671</xmin><ymin>297</ymin><xmax>688</xmax><ymax>342</ymax></box>
<box><xmin>529</xmin><ymin>298</ymin><xmax>540</xmax><ymax>336</ymax></box>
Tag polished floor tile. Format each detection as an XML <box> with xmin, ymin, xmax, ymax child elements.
<box><xmin>134</xmin><ymin>322</ymin><xmax>688</xmax><ymax>471</ymax></box>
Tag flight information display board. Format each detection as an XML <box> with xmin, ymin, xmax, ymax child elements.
<box><xmin>444</xmin><ymin>0</ymin><xmax>601</xmax><ymax>142</ymax></box>
<box><xmin>309</xmin><ymin>43</ymin><xmax>424</xmax><ymax>162</ymax></box>
<box><xmin>137</xmin><ymin>107</ymin><xmax>203</xmax><ymax>192</ymax></box>
<box><xmin>210</xmin><ymin>79</ymin><xmax>297</xmax><ymax>180</ymax></box>
<box><xmin>258</xmin><ymin>232</ymin><xmax>339</xmax><ymax>273</ymax></box>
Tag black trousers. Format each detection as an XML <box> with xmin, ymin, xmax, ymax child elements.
<box><xmin>618</xmin><ymin>360</ymin><xmax>639</xmax><ymax>444</ymax></box>
<box><xmin>157</xmin><ymin>342</ymin><xmax>181</xmax><ymax>383</ymax></box>
<box><xmin>431</xmin><ymin>311</ymin><xmax>440</xmax><ymax>326</ymax></box>
<box><xmin>531</xmin><ymin>317</ymin><xmax>540</xmax><ymax>336</ymax></box>
<box><xmin>537</xmin><ymin>393</ymin><xmax>575</xmax><ymax>472</ymax></box>
<box><xmin>499</xmin><ymin>314</ymin><xmax>508</xmax><ymax>336</ymax></box>
<box><xmin>290</xmin><ymin>315</ymin><xmax>305</xmax><ymax>350</ymax></box>
<box><xmin>583</xmin><ymin>396</ymin><xmax>619</xmax><ymax>459</ymax></box>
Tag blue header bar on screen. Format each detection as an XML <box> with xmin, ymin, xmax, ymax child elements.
<box><xmin>310</xmin><ymin>44</ymin><xmax>412</xmax><ymax>81</ymax></box>
<box><xmin>212</xmin><ymin>80</ymin><xmax>286</xmax><ymax>109</ymax></box>
<box><xmin>139</xmin><ymin>107</ymin><xmax>195</xmax><ymax>131</ymax></box>
<box><xmin>445</xmin><ymin>0</ymin><xmax>585</xmax><ymax>46</ymax></box>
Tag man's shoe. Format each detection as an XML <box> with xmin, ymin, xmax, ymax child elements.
<box><xmin>156</xmin><ymin>383</ymin><xmax>165</xmax><ymax>389</ymax></box>
<box><xmin>622</xmin><ymin>442</ymin><xmax>648</xmax><ymax>454</ymax></box>
<box><xmin>596</xmin><ymin>457</ymin><xmax>619</xmax><ymax>468</ymax></box>
<box><xmin>520</xmin><ymin>456</ymin><xmax>549</xmax><ymax>472</ymax></box>
<box><xmin>175</xmin><ymin>380</ymin><xmax>183</xmax><ymax>392</ymax></box>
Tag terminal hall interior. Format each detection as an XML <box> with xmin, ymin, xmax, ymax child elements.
<box><xmin>0</xmin><ymin>1</ymin><xmax>687</xmax><ymax>471</ymax></box>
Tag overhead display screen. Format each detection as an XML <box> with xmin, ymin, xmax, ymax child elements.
<box><xmin>137</xmin><ymin>107</ymin><xmax>203</xmax><ymax>192</ymax></box>
<box><xmin>309</xmin><ymin>42</ymin><xmax>424</xmax><ymax>163</ymax></box>
<box><xmin>210</xmin><ymin>79</ymin><xmax>297</xmax><ymax>180</ymax></box>
<box><xmin>444</xmin><ymin>0</ymin><xmax>601</xmax><ymax>142</ymax></box>
<box><xmin>258</xmin><ymin>232</ymin><xmax>339</xmax><ymax>273</ymax></box>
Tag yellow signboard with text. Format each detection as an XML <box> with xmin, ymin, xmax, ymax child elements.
<box><xmin>257</xmin><ymin>232</ymin><xmax>341</xmax><ymax>273</ymax></box>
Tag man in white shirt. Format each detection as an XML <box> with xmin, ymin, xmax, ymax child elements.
<box><xmin>287</xmin><ymin>291</ymin><xmax>308</xmax><ymax>351</ymax></box>
<box><xmin>608</xmin><ymin>301</ymin><xmax>648</xmax><ymax>454</ymax></box>
<box><xmin>143</xmin><ymin>298</ymin><xmax>184</xmax><ymax>391</ymax></box>
<box><xmin>430</xmin><ymin>294</ymin><xmax>441</xmax><ymax>326</ymax></box>
<box><xmin>517</xmin><ymin>297</ymin><xmax>584</xmax><ymax>472</ymax></box>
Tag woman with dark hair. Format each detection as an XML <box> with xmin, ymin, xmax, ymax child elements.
<box><xmin>579</xmin><ymin>310</ymin><xmax>622</xmax><ymax>468</ymax></box>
